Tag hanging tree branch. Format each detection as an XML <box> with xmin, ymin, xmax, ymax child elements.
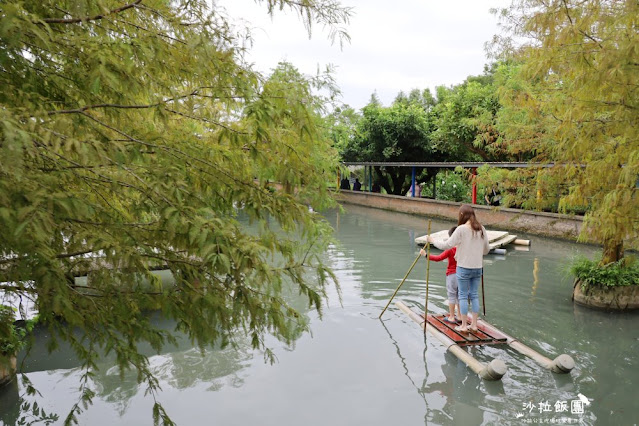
<box><xmin>42</xmin><ymin>0</ymin><xmax>143</xmax><ymax>24</ymax></box>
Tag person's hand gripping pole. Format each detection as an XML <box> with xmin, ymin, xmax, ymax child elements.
<box><xmin>379</xmin><ymin>221</ymin><xmax>431</xmax><ymax>319</ymax></box>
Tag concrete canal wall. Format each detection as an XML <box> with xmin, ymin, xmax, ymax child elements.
<box><xmin>336</xmin><ymin>191</ymin><xmax>584</xmax><ymax>242</ymax></box>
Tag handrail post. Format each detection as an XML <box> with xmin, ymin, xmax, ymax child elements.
<box><xmin>471</xmin><ymin>167</ymin><xmax>477</xmax><ymax>204</ymax></box>
<box><xmin>411</xmin><ymin>167</ymin><xmax>416</xmax><ymax>197</ymax></box>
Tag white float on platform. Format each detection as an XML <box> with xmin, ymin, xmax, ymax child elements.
<box><xmin>415</xmin><ymin>229</ymin><xmax>525</xmax><ymax>253</ymax></box>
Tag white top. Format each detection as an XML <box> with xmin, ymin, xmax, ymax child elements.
<box><xmin>432</xmin><ymin>223</ymin><xmax>490</xmax><ymax>269</ymax></box>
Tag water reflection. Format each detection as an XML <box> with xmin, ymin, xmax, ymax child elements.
<box><xmin>0</xmin><ymin>379</ymin><xmax>21</xmax><ymax>425</ymax></box>
<box><xmin>379</xmin><ymin>319</ymin><xmax>428</xmax><ymax>424</ymax></box>
<box><xmin>1</xmin><ymin>325</ymin><xmax>256</xmax><ymax>425</ymax></box>
<box><xmin>3</xmin><ymin>277</ymin><xmax>316</xmax><ymax>425</ymax></box>
<box><xmin>380</xmin><ymin>315</ymin><xmax>508</xmax><ymax>426</ymax></box>
<box><xmin>88</xmin><ymin>344</ymin><xmax>254</xmax><ymax>418</ymax></box>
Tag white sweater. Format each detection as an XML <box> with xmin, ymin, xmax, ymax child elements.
<box><xmin>433</xmin><ymin>224</ymin><xmax>490</xmax><ymax>269</ymax></box>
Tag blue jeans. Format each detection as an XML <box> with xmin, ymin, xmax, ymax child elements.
<box><xmin>456</xmin><ymin>267</ymin><xmax>482</xmax><ymax>316</ymax></box>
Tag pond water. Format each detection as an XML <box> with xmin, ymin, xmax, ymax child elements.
<box><xmin>1</xmin><ymin>203</ymin><xmax>638</xmax><ymax>426</ymax></box>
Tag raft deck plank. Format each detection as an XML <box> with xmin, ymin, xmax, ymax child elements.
<box><xmin>426</xmin><ymin>313</ymin><xmax>508</xmax><ymax>347</ymax></box>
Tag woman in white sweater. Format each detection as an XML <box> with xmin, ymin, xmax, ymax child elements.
<box><xmin>421</xmin><ymin>205</ymin><xmax>490</xmax><ymax>333</ymax></box>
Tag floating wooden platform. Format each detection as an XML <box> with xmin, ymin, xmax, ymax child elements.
<box><xmin>415</xmin><ymin>229</ymin><xmax>527</xmax><ymax>251</ymax></box>
<box><xmin>394</xmin><ymin>301</ymin><xmax>575</xmax><ymax>381</ymax></box>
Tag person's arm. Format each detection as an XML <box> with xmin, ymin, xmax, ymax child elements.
<box><xmin>482</xmin><ymin>226</ymin><xmax>490</xmax><ymax>255</ymax></box>
<box><xmin>428</xmin><ymin>250</ymin><xmax>449</xmax><ymax>262</ymax></box>
<box><xmin>430</xmin><ymin>228</ymin><xmax>461</xmax><ymax>250</ymax></box>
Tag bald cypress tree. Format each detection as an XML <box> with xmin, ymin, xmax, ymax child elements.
<box><xmin>0</xmin><ymin>1</ymin><xmax>350</xmax><ymax>423</ymax></box>
<box><xmin>496</xmin><ymin>0</ymin><xmax>639</xmax><ymax>263</ymax></box>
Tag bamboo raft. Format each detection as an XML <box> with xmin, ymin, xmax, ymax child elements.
<box><xmin>395</xmin><ymin>301</ymin><xmax>575</xmax><ymax>381</ymax></box>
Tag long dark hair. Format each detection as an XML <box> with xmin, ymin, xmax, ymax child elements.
<box><xmin>457</xmin><ymin>204</ymin><xmax>484</xmax><ymax>237</ymax></box>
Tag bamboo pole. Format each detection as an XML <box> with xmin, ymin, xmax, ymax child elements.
<box><xmin>481</xmin><ymin>273</ymin><xmax>486</xmax><ymax>316</ymax></box>
<box><xmin>478</xmin><ymin>318</ymin><xmax>575</xmax><ymax>374</ymax></box>
<box><xmin>396</xmin><ymin>301</ymin><xmax>507</xmax><ymax>381</ymax></box>
<box><xmin>424</xmin><ymin>220</ymin><xmax>432</xmax><ymax>333</ymax></box>
<box><xmin>379</xmin><ymin>252</ymin><xmax>422</xmax><ymax>319</ymax></box>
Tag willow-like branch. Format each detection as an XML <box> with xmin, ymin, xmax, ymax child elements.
<box><xmin>42</xmin><ymin>0</ymin><xmax>142</xmax><ymax>24</ymax></box>
<box><xmin>45</xmin><ymin>88</ymin><xmax>224</xmax><ymax>115</ymax></box>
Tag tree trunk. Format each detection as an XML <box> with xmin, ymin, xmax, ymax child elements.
<box><xmin>380</xmin><ymin>167</ymin><xmax>408</xmax><ymax>195</ymax></box>
<box><xmin>601</xmin><ymin>239</ymin><xmax>624</xmax><ymax>264</ymax></box>
<box><xmin>374</xmin><ymin>169</ymin><xmax>391</xmax><ymax>195</ymax></box>
<box><xmin>391</xmin><ymin>173</ymin><xmax>406</xmax><ymax>195</ymax></box>
<box><xmin>0</xmin><ymin>353</ymin><xmax>17</xmax><ymax>386</ymax></box>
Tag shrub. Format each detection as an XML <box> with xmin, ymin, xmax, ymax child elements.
<box><xmin>0</xmin><ymin>305</ymin><xmax>31</xmax><ymax>359</ymax></box>
<box><xmin>570</xmin><ymin>255</ymin><xmax>639</xmax><ymax>290</ymax></box>
<box><xmin>422</xmin><ymin>169</ymin><xmax>472</xmax><ymax>202</ymax></box>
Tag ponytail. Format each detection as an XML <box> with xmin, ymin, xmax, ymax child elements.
<box><xmin>457</xmin><ymin>204</ymin><xmax>484</xmax><ymax>238</ymax></box>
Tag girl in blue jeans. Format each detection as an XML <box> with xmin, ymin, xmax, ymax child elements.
<box><xmin>424</xmin><ymin>205</ymin><xmax>490</xmax><ymax>333</ymax></box>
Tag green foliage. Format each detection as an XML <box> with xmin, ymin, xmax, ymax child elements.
<box><xmin>476</xmin><ymin>166</ymin><xmax>512</xmax><ymax>206</ymax></box>
<box><xmin>0</xmin><ymin>306</ymin><xmax>25</xmax><ymax>357</ymax></box>
<box><xmin>494</xmin><ymin>61</ymin><xmax>554</xmax><ymax>162</ymax></box>
<box><xmin>394</xmin><ymin>88</ymin><xmax>437</xmax><ymax>110</ymax></box>
<box><xmin>421</xmin><ymin>169</ymin><xmax>472</xmax><ymax>203</ymax></box>
<box><xmin>571</xmin><ymin>255</ymin><xmax>639</xmax><ymax>290</ymax></box>
<box><xmin>337</xmin><ymin>65</ymin><xmax>516</xmax><ymax>197</ymax></box>
<box><xmin>0</xmin><ymin>0</ymin><xmax>350</xmax><ymax>423</ymax></box>
<box><xmin>429</xmin><ymin>64</ymin><xmax>522</xmax><ymax>163</ymax></box>
<box><xmin>495</xmin><ymin>0</ymin><xmax>639</xmax><ymax>262</ymax></box>
<box><xmin>341</xmin><ymin>99</ymin><xmax>435</xmax><ymax>195</ymax></box>
<box><xmin>475</xmin><ymin>165</ymin><xmax>588</xmax><ymax>213</ymax></box>
<box><xmin>326</xmin><ymin>105</ymin><xmax>361</xmax><ymax>158</ymax></box>
<box><xmin>16</xmin><ymin>399</ymin><xmax>60</xmax><ymax>425</ymax></box>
